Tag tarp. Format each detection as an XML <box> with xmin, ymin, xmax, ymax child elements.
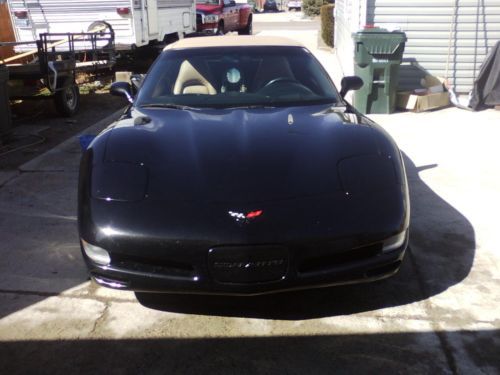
<box><xmin>470</xmin><ymin>41</ymin><xmax>500</xmax><ymax>111</ymax></box>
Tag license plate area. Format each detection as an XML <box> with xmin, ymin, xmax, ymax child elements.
<box><xmin>208</xmin><ymin>246</ymin><xmax>288</xmax><ymax>284</ymax></box>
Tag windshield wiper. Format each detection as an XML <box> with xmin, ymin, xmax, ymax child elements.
<box><xmin>139</xmin><ymin>103</ymin><xmax>199</xmax><ymax>110</ymax></box>
<box><xmin>225</xmin><ymin>104</ymin><xmax>276</xmax><ymax>110</ymax></box>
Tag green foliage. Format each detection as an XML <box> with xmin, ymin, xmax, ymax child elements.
<box><xmin>302</xmin><ymin>0</ymin><xmax>328</xmax><ymax>17</ymax></box>
<box><xmin>320</xmin><ymin>4</ymin><xmax>335</xmax><ymax>47</ymax></box>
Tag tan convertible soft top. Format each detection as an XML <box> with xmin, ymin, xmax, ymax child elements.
<box><xmin>164</xmin><ymin>35</ymin><xmax>304</xmax><ymax>51</ymax></box>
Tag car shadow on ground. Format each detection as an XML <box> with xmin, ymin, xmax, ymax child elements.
<box><xmin>136</xmin><ymin>152</ymin><xmax>476</xmax><ymax>319</ymax></box>
<box><xmin>1</xmin><ymin>330</ymin><xmax>498</xmax><ymax>373</ymax></box>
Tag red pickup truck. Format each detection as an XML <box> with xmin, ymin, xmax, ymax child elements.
<box><xmin>196</xmin><ymin>0</ymin><xmax>253</xmax><ymax>35</ymax></box>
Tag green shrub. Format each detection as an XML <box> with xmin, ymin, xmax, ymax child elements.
<box><xmin>302</xmin><ymin>0</ymin><xmax>328</xmax><ymax>17</ymax></box>
<box><xmin>320</xmin><ymin>4</ymin><xmax>335</xmax><ymax>47</ymax></box>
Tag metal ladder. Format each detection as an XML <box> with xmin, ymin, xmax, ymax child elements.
<box><xmin>22</xmin><ymin>0</ymin><xmax>50</xmax><ymax>41</ymax></box>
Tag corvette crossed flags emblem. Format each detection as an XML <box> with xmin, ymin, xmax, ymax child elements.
<box><xmin>228</xmin><ymin>210</ymin><xmax>263</xmax><ymax>223</ymax></box>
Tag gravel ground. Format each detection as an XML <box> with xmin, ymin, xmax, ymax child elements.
<box><xmin>0</xmin><ymin>85</ymin><xmax>124</xmax><ymax>170</ymax></box>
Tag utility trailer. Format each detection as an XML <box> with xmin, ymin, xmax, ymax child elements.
<box><xmin>1</xmin><ymin>27</ymin><xmax>116</xmax><ymax>116</ymax></box>
<box><xmin>6</xmin><ymin>0</ymin><xmax>196</xmax><ymax>52</ymax></box>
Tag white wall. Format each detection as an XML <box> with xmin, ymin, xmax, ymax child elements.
<box><xmin>334</xmin><ymin>0</ymin><xmax>368</xmax><ymax>79</ymax></box>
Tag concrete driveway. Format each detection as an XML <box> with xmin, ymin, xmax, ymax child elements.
<box><xmin>0</xmin><ymin>15</ymin><xmax>499</xmax><ymax>374</ymax></box>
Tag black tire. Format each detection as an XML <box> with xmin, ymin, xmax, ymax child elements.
<box><xmin>54</xmin><ymin>82</ymin><xmax>80</xmax><ymax>117</ymax></box>
<box><xmin>216</xmin><ymin>21</ymin><xmax>225</xmax><ymax>35</ymax></box>
<box><xmin>238</xmin><ymin>17</ymin><xmax>253</xmax><ymax>35</ymax></box>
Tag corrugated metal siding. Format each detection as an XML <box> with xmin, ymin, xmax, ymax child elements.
<box><xmin>161</xmin><ymin>0</ymin><xmax>193</xmax><ymax>7</ymax></box>
<box><xmin>134</xmin><ymin>0</ymin><xmax>193</xmax><ymax>8</ymax></box>
<box><xmin>8</xmin><ymin>0</ymin><xmax>135</xmax><ymax>47</ymax></box>
<box><xmin>7</xmin><ymin>0</ymin><xmax>195</xmax><ymax>50</ymax></box>
<box><xmin>367</xmin><ymin>0</ymin><xmax>500</xmax><ymax>93</ymax></box>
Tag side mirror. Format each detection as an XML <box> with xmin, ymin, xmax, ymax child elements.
<box><xmin>110</xmin><ymin>81</ymin><xmax>133</xmax><ymax>103</ymax></box>
<box><xmin>340</xmin><ymin>76</ymin><xmax>364</xmax><ymax>98</ymax></box>
<box><xmin>131</xmin><ymin>74</ymin><xmax>145</xmax><ymax>91</ymax></box>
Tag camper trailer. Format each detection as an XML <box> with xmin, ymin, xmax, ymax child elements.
<box><xmin>6</xmin><ymin>0</ymin><xmax>196</xmax><ymax>52</ymax></box>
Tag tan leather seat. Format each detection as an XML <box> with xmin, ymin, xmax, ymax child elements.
<box><xmin>173</xmin><ymin>60</ymin><xmax>217</xmax><ymax>95</ymax></box>
<box><xmin>182</xmin><ymin>85</ymin><xmax>212</xmax><ymax>95</ymax></box>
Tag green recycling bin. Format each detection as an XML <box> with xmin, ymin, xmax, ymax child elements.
<box><xmin>0</xmin><ymin>65</ymin><xmax>12</xmax><ymax>141</ymax></box>
<box><xmin>352</xmin><ymin>28</ymin><xmax>407</xmax><ymax>114</ymax></box>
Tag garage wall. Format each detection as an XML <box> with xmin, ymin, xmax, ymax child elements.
<box><xmin>335</xmin><ymin>0</ymin><xmax>500</xmax><ymax>94</ymax></box>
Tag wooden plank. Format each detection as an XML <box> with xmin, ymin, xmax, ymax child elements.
<box><xmin>0</xmin><ymin>3</ymin><xmax>16</xmax><ymax>61</ymax></box>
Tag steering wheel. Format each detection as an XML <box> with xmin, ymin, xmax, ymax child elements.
<box><xmin>260</xmin><ymin>77</ymin><xmax>301</xmax><ymax>90</ymax></box>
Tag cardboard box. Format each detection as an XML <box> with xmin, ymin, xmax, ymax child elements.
<box><xmin>397</xmin><ymin>91</ymin><xmax>450</xmax><ymax>112</ymax></box>
<box><xmin>115</xmin><ymin>71</ymin><xmax>132</xmax><ymax>84</ymax></box>
<box><xmin>397</xmin><ymin>75</ymin><xmax>450</xmax><ymax>112</ymax></box>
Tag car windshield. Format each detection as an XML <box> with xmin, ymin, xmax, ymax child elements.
<box><xmin>135</xmin><ymin>46</ymin><xmax>340</xmax><ymax>109</ymax></box>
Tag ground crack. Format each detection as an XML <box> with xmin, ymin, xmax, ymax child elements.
<box><xmin>90</xmin><ymin>301</ymin><xmax>110</xmax><ymax>335</ymax></box>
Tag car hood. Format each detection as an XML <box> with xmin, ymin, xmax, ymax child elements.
<box><xmin>103</xmin><ymin>104</ymin><xmax>384</xmax><ymax>203</ymax></box>
<box><xmin>196</xmin><ymin>4</ymin><xmax>222</xmax><ymax>13</ymax></box>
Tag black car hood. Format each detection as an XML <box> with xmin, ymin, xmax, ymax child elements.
<box><xmin>104</xmin><ymin>104</ymin><xmax>381</xmax><ymax>203</ymax></box>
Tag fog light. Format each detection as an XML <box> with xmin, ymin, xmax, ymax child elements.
<box><xmin>382</xmin><ymin>230</ymin><xmax>407</xmax><ymax>252</ymax></box>
<box><xmin>81</xmin><ymin>239</ymin><xmax>111</xmax><ymax>265</ymax></box>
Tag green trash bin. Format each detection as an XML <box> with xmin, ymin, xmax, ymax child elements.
<box><xmin>352</xmin><ymin>28</ymin><xmax>407</xmax><ymax>114</ymax></box>
<box><xmin>0</xmin><ymin>65</ymin><xmax>12</xmax><ymax>141</ymax></box>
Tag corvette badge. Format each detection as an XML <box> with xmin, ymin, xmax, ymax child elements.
<box><xmin>228</xmin><ymin>210</ymin><xmax>263</xmax><ymax>223</ymax></box>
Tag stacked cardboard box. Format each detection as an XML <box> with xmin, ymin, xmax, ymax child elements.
<box><xmin>397</xmin><ymin>76</ymin><xmax>450</xmax><ymax>112</ymax></box>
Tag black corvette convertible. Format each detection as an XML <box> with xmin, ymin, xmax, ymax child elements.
<box><xmin>78</xmin><ymin>36</ymin><xmax>409</xmax><ymax>295</ymax></box>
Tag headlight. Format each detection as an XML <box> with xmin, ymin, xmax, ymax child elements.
<box><xmin>204</xmin><ymin>14</ymin><xmax>219</xmax><ymax>23</ymax></box>
<box><xmin>382</xmin><ymin>230</ymin><xmax>407</xmax><ymax>252</ymax></box>
<box><xmin>338</xmin><ymin>154</ymin><xmax>397</xmax><ymax>194</ymax></box>
<box><xmin>81</xmin><ymin>239</ymin><xmax>111</xmax><ymax>265</ymax></box>
<box><xmin>91</xmin><ymin>162</ymin><xmax>148</xmax><ymax>202</ymax></box>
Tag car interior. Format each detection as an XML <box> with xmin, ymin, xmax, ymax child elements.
<box><xmin>140</xmin><ymin>47</ymin><xmax>339</xmax><ymax>107</ymax></box>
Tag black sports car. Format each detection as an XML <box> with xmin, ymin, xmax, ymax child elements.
<box><xmin>78</xmin><ymin>36</ymin><xmax>409</xmax><ymax>295</ymax></box>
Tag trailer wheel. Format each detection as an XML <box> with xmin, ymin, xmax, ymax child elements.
<box><xmin>54</xmin><ymin>82</ymin><xmax>80</xmax><ymax>117</ymax></box>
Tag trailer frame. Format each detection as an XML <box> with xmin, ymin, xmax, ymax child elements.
<box><xmin>1</xmin><ymin>26</ymin><xmax>116</xmax><ymax>117</ymax></box>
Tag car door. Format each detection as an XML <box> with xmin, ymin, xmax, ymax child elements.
<box><xmin>222</xmin><ymin>0</ymin><xmax>238</xmax><ymax>31</ymax></box>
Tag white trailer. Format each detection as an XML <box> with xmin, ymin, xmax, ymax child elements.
<box><xmin>6</xmin><ymin>0</ymin><xmax>196</xmax><ymax>51</ymax></box>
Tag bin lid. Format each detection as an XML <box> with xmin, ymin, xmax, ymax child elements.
<box><xmin>353</xmin><ymin>27</ymin><xmax>407</xmax><ymax>55</ymax></box>
<box><xmin>353</xmin><ymin>27</ymin><xmax>407</xmax><ymax>39</ymax></box>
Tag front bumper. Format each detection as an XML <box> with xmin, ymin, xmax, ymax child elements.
<box><xmin>83</xmin><ymin>233</ymin><xmax>408</xmax><ymax>296</ymax></box>
<box><xmin>196</xmin><ymin>22</ymin><xmax>218</xmax><ymax>34</ymax></box>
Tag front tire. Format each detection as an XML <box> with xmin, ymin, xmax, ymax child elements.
<box><xmin>54</xmin><ymin>81</ymin><xmax>80</xmax><ymax>117</ymax></box>
<box><xmin>216</xmin><ymin>21</ymin><xmax>225</xmax><ymax>35</ymax></box>
<box><xmin>238</xmin><ymin>17</ymin><xmax>253</xmax><ymax>35</ymax></box>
